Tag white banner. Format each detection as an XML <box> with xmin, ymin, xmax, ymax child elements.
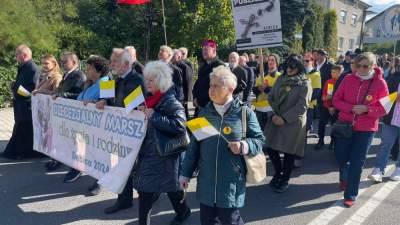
<box><xmin>31</xmin><ymin>94</ymin><xmax>147</xmax><ymax>194</ymax></box>
<box><xmin>232</xmin><ymin>0</ymin><xmax>283</xmax><ymax>50</ymax></box>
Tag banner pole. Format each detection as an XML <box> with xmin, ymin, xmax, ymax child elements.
<box><xmin>394</xmin><ymin>41</ymin><xmax>397</xmax><ymax>57</ymax></box>
<box><xmin>161</xmin><ymin>0</ymin><xmax>167</xmax><ymax>45</ymax></box>
<box><xmin>258</xmin><ymin>48</ymin><xmax>264</xmax><ymax>79</ymax></box>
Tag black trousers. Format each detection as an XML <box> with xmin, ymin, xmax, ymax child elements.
<box><xmin>317</xmin><ymin>107</ymin><xmax>333</xmax><ymax>144</ymax></box>
<box><xmin>200</xmin><ymin>204</ymin><xmax>244</xmax><ymax>225</ymax></box>
<box><xmin>116</xmin><ymin>176</ymin><xmax>133</xmax><ymax>206</ymax></box>
<box><xmin>267</xmin><ymin>148</ymin><xmax>295</xmax><ymax>182</ymax></box>
<box><xmin>391</xmin><ymin>137</ymin><xmax>400</xmax><ymax>160</ymax></box>
<box><xmin>4</xmin><ymin>122</ymin><xmax>36</xmax><ymax>158</ymax></box>
<box><xmin>138</xmin><ymin>191</ymin><xmax>188</xmax><ymax>225</ymax></box>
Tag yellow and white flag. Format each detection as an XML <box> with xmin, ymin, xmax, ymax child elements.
<box><xmin>327</xmin><ymin>83</ymin><xmax>334</xmax><ymax>95</ymax></box>
<box><xmin>124</xmin><ymin>86</ymin><xmax>145</xmax><ymax>113</ymax></box>
<box><xmin>17</xmin><ymin>85</ymin><xmax>31</xmax><ymax>97</ymax></box>
<box><xmin>100</xmin><ymin>80</ymin><xmax>115</xmax><ymax>98</ymax></box>
<box><xmin>253</xmin><ymin>100</ymin><xmax>272</xmax><ymax>112</ymax></box>
<box><xmin>186</xmin><ymin>117</ymin><xmax>220</xmax><ymax>141</ymax></box>
<box><xmin>380</xmin><ymin>92</ymin><xmax>398</xmax><ymax>114</ymax></box>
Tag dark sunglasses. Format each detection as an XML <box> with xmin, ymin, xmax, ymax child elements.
<box><xmin>356</xmin><ymin>64</ymin><xmax>370</xmax><ymax>69</ymax></box>
<box><xmin>287</xmin><ymin>64</ymin><xmax>297</xmax><ymax>69</ymax></box>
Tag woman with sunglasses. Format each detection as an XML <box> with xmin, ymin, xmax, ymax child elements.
<box><xmin>264</xmin><ymin>54</ymin><xmax>312</xmax><ymax>193</ymax></box>
<box><xmin>333</xmin><ymin>52</ymin><xmax>389</xmax><ymax>207</ymax></box>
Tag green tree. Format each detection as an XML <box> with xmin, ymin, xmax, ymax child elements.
<box><xmin>324</xmin><ymin>9</ymin><xmax>338</xmax><ymax>58</ymax></box>
<box><xmin>302</xmin><ymin>1</ymin><xmax>324</xmax><ymax>51</ymax></box>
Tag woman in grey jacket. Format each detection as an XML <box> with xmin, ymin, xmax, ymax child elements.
<box><xmin>265</xmin><ymin>55</ymin><xmax>312</xmax><ymax>193</ymax></box>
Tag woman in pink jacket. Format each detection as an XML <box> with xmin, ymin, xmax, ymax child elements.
<box><xmin>333</xmin><ymin>52</ymin><xmax>389</xmax><ymax>207</ymax></box>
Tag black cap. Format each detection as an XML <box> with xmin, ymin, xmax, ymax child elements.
<box><xmin>317</xmin><ymin>49</ymin><xmax>328</xmax><ymax>56</ymax></box>
<box><xmin>345</xmin><ymin>51</ymin><xmax>353</xmax><ymax>56</ymax></box>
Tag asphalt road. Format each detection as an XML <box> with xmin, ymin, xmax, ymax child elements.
<box><xmin>1</xmin><ymin>111</ymin><xmax>400</xmax><ymax>225</ymax></box>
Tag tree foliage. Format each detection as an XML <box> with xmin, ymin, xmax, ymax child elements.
<box><xmin>323</xmin><ymin>10</ymin><xmax>338</xmax><ymax>58</ymax></box>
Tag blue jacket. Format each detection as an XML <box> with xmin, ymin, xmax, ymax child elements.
<box><xmin>181</xmin><ymin>98</ymin><xmax>265</xmax><ymax>208</ymax></box>
<box><xmin>77</xmin><ymin>76</ymin><xmax>109</xmax><ymax>102</ymax></box>
<box><xmin>133</xmin><ymin>88</ymin><xmax>187</xmax><ymax>193</ymax></box>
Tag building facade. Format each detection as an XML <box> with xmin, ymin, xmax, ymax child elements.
<box><xmin>317</xmin><ymin>0</ymin><xmax>371</xmax><ymax>56</ymax></box>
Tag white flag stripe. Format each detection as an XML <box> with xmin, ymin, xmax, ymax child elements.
<box><xmin>100</xmin><ymin>89</ymin><xmax>115</xmax><ymax>98</ymax></box>
<box><xmin>192</xmin><ymin>127</ymin><xmax>220</xmax><ymax>141</ymax></box>
<box><xmin>255</xmin><ymin>106</ymin><xmax>272</xmax><ymax>112</ymax></box>
<box><xmin>380</xmin><ymin>95</ymin><xmax>395</xmax><ymax>114</ymax></box>
<box><xmin>125</xmin><ymin>94</ymin><xmax>145</xmax><ymax>113</ymax></box>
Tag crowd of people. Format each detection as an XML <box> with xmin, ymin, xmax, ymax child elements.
<box><xmin>2</xmin><ymin>42</ymin><xmax>400</xmax><ymax>225</ymax></box>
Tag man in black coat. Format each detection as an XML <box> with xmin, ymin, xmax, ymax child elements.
<box><xmin>239</xmin><ymin>55</ymin><xmax>254</xmax><ymax>105</ymax></box>
<box><xmin>229</xmin><ymin>52</ymin><xmax>247</xmax><ymax>100</ymax></box>
<box><xmin>96</xmin><ymin>49</ymin><xmax>146</xmax><ymax>214</ymax></box>
<box><xmin>45</xmin><ymin>52</ymin><xmax>86</xmax><ymax>178</ymax></box>
<box><xmin>3</xmin><ymin>45</ymin><xmax>39</xmax><ymax>159</ymax></box>
<box><xmin>158</xmin><ymin>45</ymin><xmax>184</xmax><ymax>102</ymax></box>
<box><xmin>124</xmin><ymin>46</ymin><xmax>144</xmax><ymax>75</ymax></box>
<box><xmin>315</xmin><ymin>49</ymin><xmax>334</xmax><ymax>149</ymax></box>
<box><xmin>179</xmin><ymin>47</ymin><xmax>195</xmax><ymax>73</ymax></box>
<box><xmin>173</xmin><ymin>49</ymin><xmax>194</xmax><ymax>118</ymax></box>
<box><xmin>247</xmin><ymin>53</ymin><xmax>259</xmax><ymax>70</ymax></box>
<box><xmin>192</xmin><ymin>40</ymin><xmax>225</xmax><ymax>117</ymax></box>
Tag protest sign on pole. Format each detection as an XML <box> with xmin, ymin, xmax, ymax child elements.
<box><xmin>231</xmin><ymin>0</ymin><xmax>283</xmax><ymax>50</ymax></box>
<box><xmin>31</xmin><ymin>94</ymin><xmax>147</xmax><ymax>194</ymax></box>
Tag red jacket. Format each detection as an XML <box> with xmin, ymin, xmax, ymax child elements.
<box><xmin>333</xmin><ymin>67</ymin><xmax>389</xmax><ymax>132</ymax></box>
<box><xmin>322</xmin><ymin>78</ymin><xmax>337</xmax><ymax>109</ymax></box>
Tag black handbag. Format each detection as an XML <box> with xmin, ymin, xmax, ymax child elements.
<box><xmin>155</xmin><ymin>130</ymin><xmax>190</xmax><ymax>157</ymax></box>
<box><xmin>331</xmin><ymin>79</ymin><xmax>373</xmax><ymax>139</ymax></box>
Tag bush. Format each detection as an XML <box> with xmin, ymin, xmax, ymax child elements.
<box><xmin>0</xmin><ymin>64</ymin><xmax>17</xmax><ymax>108</ymax></box>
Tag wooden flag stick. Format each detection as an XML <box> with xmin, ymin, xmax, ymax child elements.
<box><xmin>258</xmin><ymin>48</ymin><xmax>264</xmax><ymax>80</ymax></box>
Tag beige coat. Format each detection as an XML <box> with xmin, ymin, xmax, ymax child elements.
<box><xmin>264</xmin><ymin>74</ymin><xmax>312</xmax><ymax>157</ymax></box>
<box><xmin>36</xmin><ymin>72</ymin><xmax>62</xmax><ymax>93</ymax></box>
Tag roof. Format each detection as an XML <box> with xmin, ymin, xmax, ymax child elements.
<box><xmin>366</xmin><ymin>4</ymin><xmax>400</xmax><ymax>24</ymax></box>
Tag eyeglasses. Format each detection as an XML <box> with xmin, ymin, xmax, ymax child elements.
<box><xmin>357</xmin><ymin>64</ymin><xmax>370</xmax><ymax>69</ymax></box>
<box><xmin>304</xmin><ymin>60</ymin><xmax>310</xmax><ymax>63</ymax></box>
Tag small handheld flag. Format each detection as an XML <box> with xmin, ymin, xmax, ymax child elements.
<box><xmin>17</xmin><ymin>85</ymin><xmax>31</xmax><ymax>97</ymax></box>
<box><xmin>100</xmin><ymin>80</ymin><xmax>115</xmax><ymax>98</ymax></box>
<box><xmin>252</xmin><ymin>100</ymin><xmax>272</xmax><ymax>112</ymax></box>
<box><xmin>124</xmin><ymin>86</ymin><xmax>145</xmax><ymax>113</ymax></box>
<box><xmin>186</xmin><ymin>117</ymin><xmax>220</xmax><ymax>141</ymax></box>
<box><xmin>327</xmin><ymin>83</ymin><xmax>334</xmax><ymax>95</ymax></box>
<box><xmin>380</xmin><ymin>92</ymin><xmax>398</xmax><ymax>114</ymax></box>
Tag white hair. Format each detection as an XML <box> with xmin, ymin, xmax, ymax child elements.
<box><xmin>179</xmin><ymin>47</ymin><xmax>188</xmax><ymax>58</ymax></box>
<box><xmin>143</xmin><ymin>61</ymin><xmax>174</xmax><ymax>93</ymax></box>
<box><xmin>121</xmin><ymin>50</ymin><xmax>133</xmax><ymax>66</ymax></box>
<box><xmin>16</xmin><ymin>44</ymin><xmax>32</xmax><ymax>58</ymax></box>
<box><xmin>229</xmin><ymin>52</ymin><xmax>240</xmax><ymax>59</ymax></box>
<box><xmin>210</xmin><ymin>65</ymin><xmax>237</xmax><ymax>89</ymax></box>
<box><xmin>160</xmin><ymin>45</ymin><xmax>173</xmax><ymax>61</ymax></box>
<box><xmin>124</xmin><ymin>46</ymin><xmax>137</xmax><ymax>61</ymax></box>
<box><xmin>173</xmin><ymin>49</ymin><xmax>182</xmax><ymax>56</ymax></box>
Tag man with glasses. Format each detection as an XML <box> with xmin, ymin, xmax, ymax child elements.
<box><xmin>192</xmin><ymin>39</ymin><xmax>224</xmax><ymax>117</ymax></box>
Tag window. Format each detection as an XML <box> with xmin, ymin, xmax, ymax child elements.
<box><xmin>339</xmin><ymin>10</ymin><xmax>347</xmax><ymax>24</ymax></box>
<box><xmin>338</xmin><ymin>37</ymin><xmax>344</xmax><ymax>49</ymax></box>
<box><xmin>351</xmin><ymin>14</ymin><xmax>357</xmax><ymax>26</ymax></box>
<box><xmin>349</xmin><ymin>39</ymin><xmax>355</xmax><ymax>50</ymax></box>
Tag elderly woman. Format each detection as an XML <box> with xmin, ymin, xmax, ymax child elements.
<box><xmin>264</xmin><ymin>55</ymin><xmax>311</xmax><ymax>193</ymax></box>
<box><xmin>32</xmin><ymin>54</ymin><xmax>62</xmax><ymax>95</ymax></box>
<box><xmin>333</xmin><ymin>52</ymin><xmax>388</xmax><ymax>207</ymax></box>
<box><xmin>63</xmin><ymin>55</ymin><xmax>110</xmax><ymax>190</ymax></box>
<box><xmin>132</xmin><ymin>61</ymin><xmax>191</xmax><ymax>225</ymax></box>
<box><xmin>180</xmin><ymin>66</ymin><xmax>264</xmax><ymax>225</ymax></box>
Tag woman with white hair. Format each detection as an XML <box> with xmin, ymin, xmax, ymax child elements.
<box><xmin>133</xmin><ymin>61</ymin><xmax>191</xmax><ymax>225</ymax></box>
<box><xmin>180</xmin><ymin>66</ymin><xmax>265</xmax><ymax>225</ymax></box>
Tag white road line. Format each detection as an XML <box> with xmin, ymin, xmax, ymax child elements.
<box><xmin>307</xmin><ymin>164</ymin><xmax>396</xmax><ymax>225</ymax></box>
<box><xmin>343</xmin><ymin>179</ymin><xmax>400</xmax><ymax>225</ymax></box>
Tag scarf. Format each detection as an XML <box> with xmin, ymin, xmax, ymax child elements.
<box><xmin>145</xmin><ymin>91</ymin><xmax>165</xmax><ymax>108</ymax></box>
<box><xmin>275</xmin><ymin>73</ymin><xmax>308</xmax><ymax>108</ymax></box>
<box><xmin>357</xmin><ymin>70</ymin><xmax>375</xmax><ymax>81</ymax></box>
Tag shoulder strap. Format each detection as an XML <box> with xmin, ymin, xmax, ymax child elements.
<box><xmin>360</xmin><ymin>79</ymin><xmax>373</xmax><ymax>104</ymax></box>
<box><xmin>241</xmin><ymin>106</ymin><xmax>247</xmax><ymax>139</ymax></box>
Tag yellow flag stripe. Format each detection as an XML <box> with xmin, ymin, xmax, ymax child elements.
<box><xmin>124</xmin><ymin>86</ymin><xmax>143</xmax><ymax>107</ymax></box>
<box><xmin>389</xmin><ymin>92</ymin><xmax>398</xmax><ymax>103</ymax></box>
<box><xmin>186</xmin><ymin>117</ymin><xmax>212</xmax><ymax>132</ymax></box>
<box><xmin>100</xmin><ymin>80</ymin><xmax>115</xmax><ymax>90</ymax></box>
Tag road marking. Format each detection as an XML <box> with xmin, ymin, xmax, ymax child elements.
<box><xmin>307</xmin><ymin>164</ymin><xmax>396</xmax><ymax>225</ymax></box>
<box><xmin>0</xmin><ymin>161</ymin><xmax>36</xmax><ymax>166</ymax></box>
<box><xmin>343</xmin><ymin>179</ymin><xmax>400</xmax><ymax>225</ymax></box>
<box><xmin>22</xmin><ymin>192</ymin><xmax>69</xmax><ymax>200</ymax></box>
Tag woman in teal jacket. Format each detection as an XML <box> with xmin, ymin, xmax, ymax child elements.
<box><xmin>180</xmin><ymin>66</ymin><xmax>265</xmax><ymax>225</ymax></box>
